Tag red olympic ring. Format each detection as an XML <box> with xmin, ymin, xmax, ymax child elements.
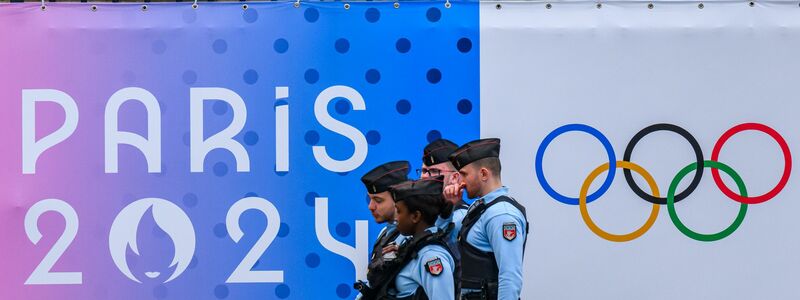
<box><xmin>710</xmin><ymin>123</ymin><xmax>792</xmax><ymax>204</ymax></box>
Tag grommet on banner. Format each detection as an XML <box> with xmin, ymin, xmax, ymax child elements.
<box><xmin>394</xmin><ymin>2</ymin><xmax>400</xmax><ymax>9</ymax></box>
<box><xmin>40</xmin><ymin>0</ymin><xmax>45</xmax><ymax>11</ymax></box>
<box><xmin>648</xmin><ymin>3</ymin><xmax>654</xmax><ymax>9</ymax></box>
<box><xmin>141</xmin><ymin>5</ymin><xmax>148</xmax><ymax>11</ymax></box>
<box><xmin>294</xmin><ymin>0</ymin><xmax>300</xmax><ymax>8</ymax></box>
<box><xmin>344</xmin><ymin>3</ymin><xmax>350</xmax><ymax>10</ymax></box>
<box><xmin>192</xmin><ymin>0</ymin><xmax>198</xmax><ymax>9</ymax></box>
<box><xmin>749</xmin><ymin>1</ymin><xmax>754</xmax><ymax>6</ymax></box>
<box><xmin>596</xmin><ymin>3</ymin><xmax>602</xmax><ymax>9</ymax></box>
<box><xmin>445</xmin><ymin>0</ymin><xmax>451</xmax><ymax>9</ymax></box>
<box><xmin>546</xmin><ymin>3</ymin><xmax>552</xmax><ymax>9</ymax></box>
<box><xmin>495</xmin><ymin>3</ymin><xmax>502</xmax><ymax>9</ymax></box>
<box><xmin>242</xmin><ymin>4</ymin><xmax>248</xmax><ymax>10</ymax></box>
<box><xmin>91</xmin><ymin>4</ymin><xmax>97</xmax><ymax>11</ymax></box>
<box><xmin>698</xmin><ymin>3</ymin><xmax>704</xmax><ymax>9</ymax></box>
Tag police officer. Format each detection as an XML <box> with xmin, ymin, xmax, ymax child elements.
<box><xmin>447</xmin><ymin>138</ymin><xmax>529</xmax><ymax>300</ymax></box>
<box><xmin>420</xmin><ymin>139</ymin><xmax>469</xmax><ymax>245</ymax></box>
<box><xmin>360</xmin><ymin>176</ymin><xmax>457</xmax><ymax>300</ymax></box>
<box><xmin>355</xmin><ymin>161</ymin><xmax>413</xmax><ymax>299</ymax></box>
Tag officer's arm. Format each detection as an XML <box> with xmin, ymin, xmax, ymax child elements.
<box><xmin>435</xmin><ymin>214</ymin><xmax>454</xmax><ymax>231</ymax></box>
<box><xmin>358</xmin><ymin>226</ymin><xmax>389</xmax><ymax>300</ymax></box>
<box><xmin>486</xmin><ymin>214</ymin><xmax>525</xmax><ymax>299</ymax></box>
<box><xmin>452</xmin><ymin>209</ymin><xmax>468</xmax><ymax>235</ymax></box>
<box><xmin>418</xmin><ymin>251</ymin><xmax>455</xmax><ymax>300</ymax></box>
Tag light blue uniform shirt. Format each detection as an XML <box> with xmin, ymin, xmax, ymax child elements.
<box><xmin>435</xmin><ymin>204</ymin><xmax>468</xmax><ymax>244</ymax></box>
<box><xmin>379</xmin><ymin>222</ymin><xmax>410</xmax><ymax>246</ymax></box>
<box><xmin>461</xmin><ymin>186</ymin><xmax>527</xmax><ymax>300</ymax></box>
<box><xmin>394</xmin><ymin>226</ymin><xmax>455</xmax><ymax>300</ymax></box>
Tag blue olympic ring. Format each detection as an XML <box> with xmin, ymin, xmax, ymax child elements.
<box><xmin>535</xmin><ymin>124</ymin><xmax>616</xmax><ymax>205</ymax></box>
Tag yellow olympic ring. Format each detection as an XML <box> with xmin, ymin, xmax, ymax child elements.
<box><xmin>579</xmin><ymin>161</ymin><xmax>660</xmax><ymax>242</ymax></box>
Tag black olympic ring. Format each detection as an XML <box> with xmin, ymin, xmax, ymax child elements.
<box><xmin>622</xmin><ymin>123</ymin><xmax>704</xmax><ymax>205</ymax></box>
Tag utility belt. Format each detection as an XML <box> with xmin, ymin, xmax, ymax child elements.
<box><xmin>355</xmin><ymin>280</ymin><xmax>429</xmax><ymax>300</ymax></box>
<box><xmin>459</xmin><ymin>281</ymin><xmax>498</xmax><ymax>300</ymax></box>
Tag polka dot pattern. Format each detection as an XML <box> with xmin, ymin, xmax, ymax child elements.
<box><xmin>335</xmin><ymin>38</ymin><xmax>350</xmax><ymax>53</ymax></box>
<box><xmin>396</xmin><ymin>99</ymin><xmax>412</xmax><ymax>114</ymax></box>
<box><xmin>182</xmin><ymin>193</ymin><xmax>198</xmax><ymax>208</ymax></box>
<box><xmin>275</xmin><ymin>284</ymin><xmax>291</xmax><ymax>299</ymax></box>
<box><xmin>214</xmin><ymin>285</ymin><xmax>229</xmax><ymax>299</ymax></box>
<box><xmin>365</xmin><ymin>8</ymin><xmax>380</xmax><ymax>23</ymax></box>
<box><xmin>243</xmin><ymin>69</ymin><xmax>259</xmax><ymax>85</ymax></box>
<box><xmin>244</xmin><ymin>131</ymin><xmax>259</xmax><ymax>146</ymax></box>
<box><xmin>427</xmin><ymin>130</ymin><xmax>442</xmax><ymax>142</ymax></box>
<box><xmin>458</xmin><ymin>99</ymin><xmax>473</xmax><ymax>114</ymax></box>
<box><xmin>365</xmin><ymin>69</ymin><xmax>381</xmax><ymax>84</ymax></box>
<box><xmin>213</xmin><ymin>162</ymin><xmax>228</xmax><ymax>177</ymax></box>
<box><xmin>427</xmin><ymin>68</ymin><xmax>442</xmax><ymax>84</ymax></box>
<box><xmin>305</xmin><ymin>130</ymin><xmax>320</xmax><ymax>145</ymax></box>
<box><xmin>426</xmin><ymin>7</ymin><xmax>442</xmax><ymax>22</ymax></box>
<box><xmin>274</xmin><ymin>38</ymin><xmax>289</xmax><ymax>53</ymax></box>
<box><xmin>336</xmin><ymin>284</ymin><xmax>351</xmax><ymax>298</ymax></box>
<box><xmin>457</xmin><ymin>37</ymin><xmax>473</xmax><ymax>53</ymax></box>
<box><xmin>151</xmin><ymin>40</ymin><xmax>166</xmax><ymax>54</ymax></box>
<box><xmin>305</xmin><ymin>69</ymin><xmax>320</xmax><ymax>84</ymax></box>
<box><xmin>335</xmin><ymin>222</ymin><xmax>351</xmax><ymax>237</ymax></box>
<box><xmin>278</xmin><ymin>222</ymin><xmax>290</xmax><ymax>237</ymax></box>
<box><xmin>243</xmin><ymin>8</ymin><xmax>258</xmax><ymax>23</ymax></box>
<box><xmin>306</xmin><ymin>253</ymin><xmax>321</xmax><ymax>268</ymax></box>
<box><xmin>212</xmin><ymin>39</ymin><xmax>228</xmax><ymax>54</ymax></box>
<box><xmin>89</xmin><ymin>3</ymin><xmax>479</xmax><ymax>299</ymax></box>
<box><xmin>396</xmin><ymin>38</ymin><xmax>411</xmax><ymax>53</ymax></box>
<box><xmin>304</xmin><ymin>7</ymin><xmax>319</xmax><ymax>23</ymax></box>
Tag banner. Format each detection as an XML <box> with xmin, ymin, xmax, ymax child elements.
<box><xmin>4</xmin><ymin>1</ymin><xmax>800</xmax><ymax>299</ymax></box>
<box><xmin>0</xmin><ymin>3</ymin><xmax>479</xmax><ymax>299</ymax></box>
<box><xmin>480</xmin><ymin>1</ymin><xmax>800</xmax><ymax>299</ymax></box>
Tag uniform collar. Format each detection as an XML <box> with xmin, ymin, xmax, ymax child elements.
<box><xmin>480</xmin><ymin>186</ymin><xmax>509</xmax><ymax>204</ymax></box>
<box><xmin>386</xmin><ymin>221</ymin><xmax>397</xmax><ymax>231</ymax></box>
<box><xmin>410</xmin><ymin>226</ymin><xmax>440</xmax><ymax>241</ymax></box>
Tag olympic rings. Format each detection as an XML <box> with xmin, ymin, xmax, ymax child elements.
<box><xmin>536</xmin><ymin>122</ymin><xmax>791</xmax><ymax>241</ymax></box>
<box><xmin>579</xmin><ymin>161</ymin><xmax>660</xmax><ymax>242</ymax></box>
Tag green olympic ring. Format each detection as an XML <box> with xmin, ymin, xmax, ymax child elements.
<box><xmin>667</xmin><ymin>160</ymin><xmax>748</xmax><ymax>242</ymax></box>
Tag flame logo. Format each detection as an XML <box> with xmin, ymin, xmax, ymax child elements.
<box><xmin>109</xmin><ymin>198</ymin><xmax>196</xmax><ymax>283</ymax></box>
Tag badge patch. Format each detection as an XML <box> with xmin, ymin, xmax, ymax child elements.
<box><xmin>503</xmin><ymin>222</ymin><xmax>517</xmax><ymax>241</ymax></box>
<box><xmin>425</xmin><ymin>257</ymin><xmax>443</xmax><ymax>276</ymax></box>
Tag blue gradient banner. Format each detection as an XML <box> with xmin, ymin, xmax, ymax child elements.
<box><xmin>0</xmin><ymin>2</ymin><xmax>479</xmax><ymax>299</ymax></box>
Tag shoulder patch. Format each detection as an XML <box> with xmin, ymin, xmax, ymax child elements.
<box><xmin>502</xmin><ymin>222</ymin><xmax>517</xmax><ymax>241</ymax></box>
<box><xmin>424</xmin><ymin>257</ymin><xmax>443</xmax><ymax>276</ymax></box>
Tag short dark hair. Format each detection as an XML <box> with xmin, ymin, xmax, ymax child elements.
<box><xmin>396</xmin><ymin>194</ymin><xmax>446</xmax><ymax>225</ymax></box>
<box><xmin>473</xmin><ymin>157</ymin><xmax>501</xmax><ymax>178</ymax></box>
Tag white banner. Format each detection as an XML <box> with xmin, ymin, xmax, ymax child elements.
<box><xmin>481</xmin><ymin>2</ymin><xmax>800</xmax><ymax>299</ymax></box>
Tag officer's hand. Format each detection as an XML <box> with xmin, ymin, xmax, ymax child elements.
<box><xmin>381</xmin><ymin>244</ymin><xmax>399</xmax><ymax>255</ymax></box>
<box><xmin>443</xmin><ymin>182</ymin><xmax>465</xmax><ymax>204</ymax></box>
